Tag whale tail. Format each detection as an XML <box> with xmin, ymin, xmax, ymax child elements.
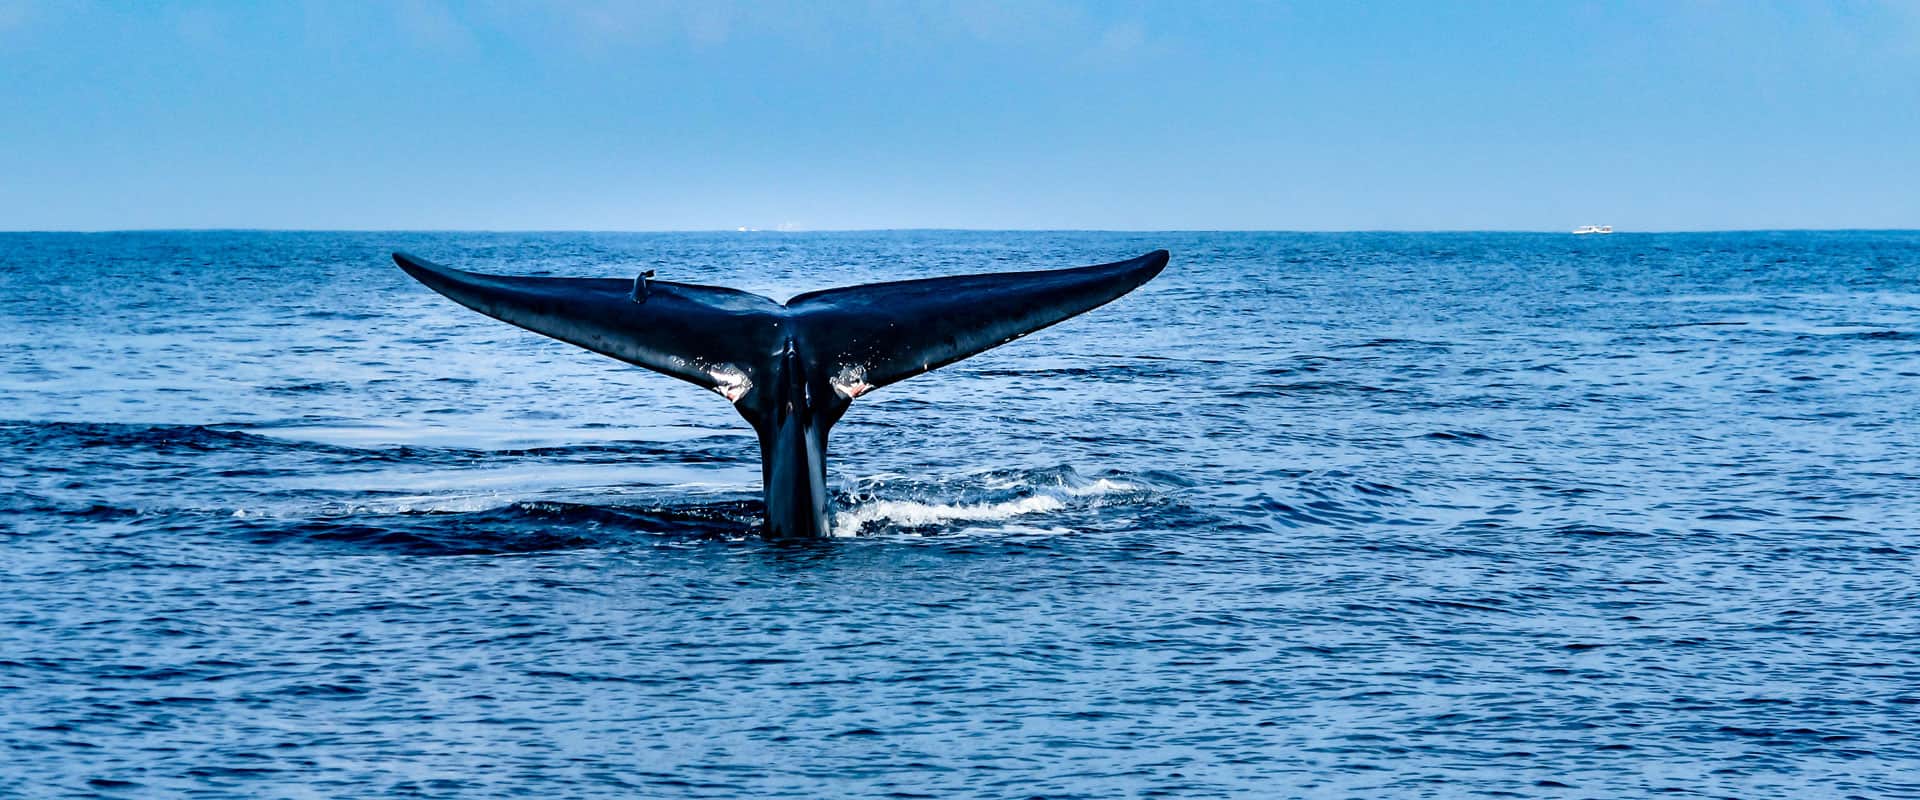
<box><xmin>391</xmin><ymin>249</ymin><xmax>1167</xmax><ymax>410</ymax></box>
<box><xmin>392</xmin><ymin>249</ymin><xmax>1168</xmax><ymax>536</ymax></box>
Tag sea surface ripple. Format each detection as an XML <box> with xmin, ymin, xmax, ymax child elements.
<box><xmin>2</xmin><ymin>231</ymin><xmax>1918</xmax><ymax>797</ymax></box>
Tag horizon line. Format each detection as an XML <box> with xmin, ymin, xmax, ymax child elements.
<box><xmin>3</xmin><ymin>227</ymin><xmax>1917</xmax><ymax>236</ymax></box>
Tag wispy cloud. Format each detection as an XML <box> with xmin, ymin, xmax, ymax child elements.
<box><xmin>548</xmin><ymin>0</ymin><xmax>743</xmax><ymax>50</ymax></box>
<box><xmin>394</xmin><ymin>0</ymin><xmax>477</xmax><ymax>54</ymax></box>
<box><xmin>172</xmin><ymin>6</ymin><xmax>226</xmax><ymax>48</ymax></box>
<box><xmin>529</xmin><ymin>1</ymin><xmax>1150</xmax><ymax>63</ymax></box>
<box><xmin>0</xmin><ymin>0</ymin><xmax>35</xmax><ymax>34</ymax></box>
<box><xmin>1088</xmin><ymin>19</ymin><xmax>1147</xmax><ymax>63</ymax></box>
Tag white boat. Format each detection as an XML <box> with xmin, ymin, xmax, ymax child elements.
<box><xmin>1572</xmin><ymin>225</ymin><xmax>1614</xmax><ymax>235</ymax></box>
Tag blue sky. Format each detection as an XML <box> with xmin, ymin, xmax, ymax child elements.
<box><xmin>1</xmin><ymin>1</ymin><xmax>1915</xmax><ymax>231</ymax></box>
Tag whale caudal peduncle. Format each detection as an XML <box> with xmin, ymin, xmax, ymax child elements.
<box><xmin>392</xmin><ymin>249</ymin><xmax>1169</xmax><ymax>537</ymax></box>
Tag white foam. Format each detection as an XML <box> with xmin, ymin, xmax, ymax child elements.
<box><xmin>980</xmin><ymin>473</ymin><xmax>1137</xmax><ymax>496</ymax></box>
<box><xmin>348</xmin><ymin>493</ymin><xmax>507</xmax><ymax>515</ymax></box>
<box><xmin>832</xmin><ymin>494</ymin><xmax>1066</xmax><ymax>537</ymax></box>
<box><xmin>1056</xmin><ymin>478</ymin><xmax>1138</xmax><ymax>496</ymax></box>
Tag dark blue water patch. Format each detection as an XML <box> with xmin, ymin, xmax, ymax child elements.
<box><xmin>280</xmin><ymin>500</ymin><xmax>765</xmax><ymax>554</ymax></box>
<box><xmin>1822</xmin><ymin>329</ymin><xmax>1916</xmax><ymax>340</ymax></box>
<box><xmin>3</xmin><ymin>231</ymin><xmax>1920</xmax><ymax>797</ymax></box>
<box><xmin>259</xmin><ymin>380</ymin><xmax>355</xmax><ymax>394</ymax></box>
<box><xmin>1422</xmin><ymin>429</ymin><xmax>1495</xmax><ymax>442</ymax></box>
<box><xmin>0</xmin><ymin>421</ymin><xmax>317</xmax><ymax>455</ymax></box>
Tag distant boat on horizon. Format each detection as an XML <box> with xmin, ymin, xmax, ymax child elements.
<box><xmin>1572</xmin><ymin>225</ymin><xmax>1614</xmax><ymax>235</ymax></box>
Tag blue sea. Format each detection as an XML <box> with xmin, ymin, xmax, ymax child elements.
<box><xmin>3</xmin><ymin>231</ymin><xmax>1918</xmax><ymax>798</ymax></box>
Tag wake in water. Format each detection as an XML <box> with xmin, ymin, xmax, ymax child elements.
<box><xmin>0</xmin><ymin>417</ymin><xmax>1169</xmax><ymax>552</ymax></box>
<box><xmin>328</xmin><ymin>465</ymin><xmax>1165</xmax><ymax>547</ymax></box>
<box><xmin>832</xmin><ymin>465</ymin><xmax>1158</xmax><ymax>537</ymax></box>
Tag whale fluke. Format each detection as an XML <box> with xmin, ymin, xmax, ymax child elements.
<box><xmin>787</xmin><ymin>251</ymin><xmax>1168</xmax><ymax>392</ymax></box>
<box><xmin>393</xmin><ymin>249</ymin><xmax>1169</xmax><ymax>537</ymax></box>
<box><xmin>393</xmin><ymin>253</ymin><xmax>784</xmax><ymax>396</ymax></box>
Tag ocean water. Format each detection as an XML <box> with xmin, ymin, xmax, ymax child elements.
<box><xmin>3</xmin><ymin>230</ymin><xmax>1918</xmax><ymax>798</ymax></box>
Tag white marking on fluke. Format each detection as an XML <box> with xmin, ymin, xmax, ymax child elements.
<box><xmin>832</xmin><ymin>365</ymin><xmax>872</xmax><ymax>399</ymax></box>
<box><xmin>708</xmin><ymin>365</ymin><xmax>751</xmax><ymax>402</ymax></box>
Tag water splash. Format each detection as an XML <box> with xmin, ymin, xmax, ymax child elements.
<box><xmin>832</xmin><ymin>465</ymin><xmax>1154</xmax><ymax>536</ymax></box>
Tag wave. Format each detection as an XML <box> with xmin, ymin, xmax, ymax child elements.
<box><xmin>258</xmin><ymin>500</ymin><xmax>767</xmax><ymax>554</ymax></box>
<box><xmin>0</xmin><ymin>419</ymin><xmax>755</xmax><ymax>467</ymax></box>
<box><xmin>4</xmin><ymin>419</ymin><xmax>1171</xmax><ymax>548</ymax></box>
<box><xmin>277</xmin><ymin>465</ymin><xmax>1162</xmax><ymax>548</ymax></box>
<box><xmin>0</xmin><ymin>421</ymin><xmax>326</xmax><ymax>455</ymax></box>
<box><xmin>833</xmin><ymin>495</ymin><xmax>1068</xmax><ymax>535</ymax></box>
<box><xmin>831</xmin><ymin>465</ymin><xmax>1156</xmax><ymax>537</ymax></box>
